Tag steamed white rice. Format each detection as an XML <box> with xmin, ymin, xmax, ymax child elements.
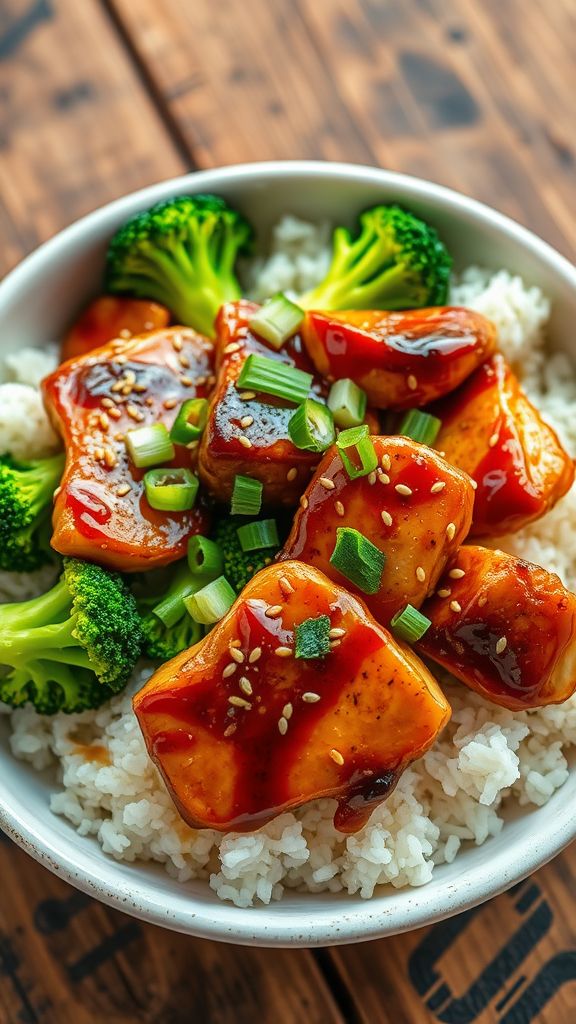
<box><xmin>2</xmin><ymin>217</ymin><xmax>576</xmax><ymax>908</ymax></box>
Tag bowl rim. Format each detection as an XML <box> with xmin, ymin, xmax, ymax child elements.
<box><xmin>1</xmin><ymin>159</ymin><xmax>575</xmax><ymax>947</ymax></box>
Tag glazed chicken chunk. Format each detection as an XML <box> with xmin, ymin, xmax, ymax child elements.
<box><xmin>281</xmin><ymin>437</ymin><xmax>474</xmax><ymax>625</ymax></box>
<box><xmin>433</xmin><ymin>353</ymin><xmax>574</xmax><ymax>536</ymax></box>
<box><xmin>133</xmin><ymin>561</ymin><xmax>451</xmax><ymax>834</ymax></box>
<box><xmin>61</xmin><ymin>296</ymin><xmax>170</xmax><ymax>362</ymax></box>
<box><xmin>42</xmin><ymin>326</ymin><xmax>213</xmax><ymax>572</ymax></box>
<box><xmin>301</xmin><ymin>307</ymin><xmax>497</xmax><ymax>409</ymax></box>
<box><xmin>418</xmin><ymin>545</ymin><xmax>576</xmax><ymax>710</ymax></box>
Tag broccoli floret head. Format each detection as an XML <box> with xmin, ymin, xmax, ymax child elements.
<box><xmin>141</xmin><ymin>613</ymin><xmax>201</xmax><ymax>661</ymax></box>
<box><xmin>213</xmin><ymin>517</ymin><xmax>279</xmax><ymax>594</ymax></box>
<box><xmin>105</xmin><ymin>194</ymin><xmax>253</xmax><ymax>336</ymax></box>
<box><xmin>136</xmin><ymin>558</ymin><xmax>203</xmax><ymax>661</ymax></box>
<box><xmin>0</xmin><ymin>558</ymin><xmax>143</xmax><ymax>714</ymax></box>
<box><xmin>300</xmin><ymin>204</ymin><xmax>452</xmax><ymax>312</ymax></box>
<box><xmin>0</xmin><ymin>452</ymin><xmax>64</xmax><ymax>572</ymax></box>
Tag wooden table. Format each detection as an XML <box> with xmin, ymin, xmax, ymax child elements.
<box><xmin>0</xmin><ymin>1</ymin><xmax>575</xmax><ymax>1020</ymax></box>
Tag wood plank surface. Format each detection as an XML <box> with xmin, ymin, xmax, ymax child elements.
<box><xmin>1</xmin><ymin>0</ymin><xmax>576</xmax><ymax>1022</ymax></box>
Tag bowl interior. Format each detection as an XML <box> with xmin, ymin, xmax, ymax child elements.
<box><xmin>1</xmin><ymin>162</ymin><xmax>575</xmax><ymax>946</ymax></box>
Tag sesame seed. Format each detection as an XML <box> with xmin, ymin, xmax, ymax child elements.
<box><xmin>239</xmin><ymin>435</ymin><xmax>253</xmax><ymax>449</ymax></box>
<box><xmin>223</xmin><ymin>724</ymin><xmax>237</xmax><ymax>738</ymax></box>
<box><xmin>489</xmin><ymin>432</ymin><xmax>499</xmax><ymax>448</ymax></box>
<box><xmin>381</xmin><ymin>510</ymin><xmax>393</xmax><ymax>527</ymax></box>
<box><xmin>224</xmin><ymin>342</ymin><xmax>241</xmax><ymax>354</ymax></box>
<box><xmin>265</xmin><ymin>605</ymin><xmax>283</xmax><ymax>618</ymax></box>
<box><xmin>437</xmin><ymin>588</ymin><xmax>451</xmax><ymax>598</ymax></box>
<box><xmin>381</xmin><ymin>454</ymin><xmax>391</xmax><ymax>471</ymax></box>
<box><xmin>172</xmin><ymin>336</ymin><xmax>183</xmax><ymax>352</ymax></box>
<box><xmin>101</xmin><ymin>397</ymin><xmax>115</xmax><ymax>408</ymax></box>
<box><xmin>109</xmin><ymin>408</ymin><xmax>122</xmax><ymax>420</ymax></box>
<box><xmin>99</xmin><ymin>413</ymin><xmax>109</xmax><ymax>430</ymax></box>
<box><xmin>125</xmin><ymin>370</ymin><xmax>136</xmax><ymax>386</ymax></box>
<box><xmin>241</xmin><ymin>416</ymin><xmax>254</xmax><ymax>429</ymax></box>
<box><xmin>229</xmin><ymin>647</ymin><xmax>245</xmax><ymax>664</ymax></box>
<box><xmin>450</xmin><ymin>600</ymin><xmax>462</xmax><ymax>613</ymax></box>
<box><xmin>407</xmin><ymin>374</ymin><xmax>418</xmax><ymax>391</ymax></box>
<box><xmin>111</xmin><ymin>380</ymin><xmax>124</xmax><ymax>393</ymax></box>
<box><xmin>449</xmin><ymin>568</ymin><xmax>466</xmax><ymax>579</ymax></box>
<box><xmin>179</xmin><ymin>354</ymin><xmax>191</xmax><ymax>369</ymax></box>
<box><xmin>287</xmin><ymin>467</ymin><xmax>298</xmax><ymax>482</ymax></box>
<box><xmin>416</xmin><ymin>566</ymin><xmax>426</xmax><ymax>582</ymax></box>
<box><xmin>230</xmin><ymin>639</ymin><xmax>242</xmax><ymax>648</ymax></box>
<box><xmin>329</xmin><ymin>627</ymin><xmax>346</xmax><ymax>639</ymax></box>
<box><xmin>239</xmin><ymin>391</ymin><xmax>256</xmax><ymax>401</ymax></box>
<box><xmin>319</xmin><ymin>477</ymin><xmax>335</xmax><ymax>490</ymax></box>
<box><xmin>446</xmin><ymin>522</ymin><xmax>457</xmax><ymax>541</ymax></box>
<box><xmin>275</xmin><ymin>646</ymin><xmax>293</xmax><ymax>658</ymax></box>
<box><xmin>330</xmin><ymin>639</ymin><xmax>341</xmax><ymax>649</ymax></box>
<box><xmin>431</xmin><ymin>481</ymin><xmax>446</xmax><ymax>494</ymax></box>
<box><xmin>278</xmin><ymin>576</ymin><xmax>295</xmax><ymax>597</ymax></box>
<box><xmin>126</xmin><ymin>404</ymin><xmax>143</xmax><ymax>421</ymax></box>
<box><xmin>164</xmin><ymin>398</ymin><xmax>178</xmax><ymax>410</ymax></box>
<box><xmin>470</xmin><ymin>479</ymin><xmax>478</xmax><ymax>490</ymax></box>
<box><xmin>222</xmin><ymin>663</ymin><xmax>237</xmax><ymax>679</ymax></box>
<box><xmin>239</xmin><ymin>677</ymin><xmax>253</xmax><ymax>696</ymax></box>
<box><xmin>195</xmin><ymin>375</ymin><xmax>207</xmax><ymax>387</ymax></box>
<box><xmin>117</xmin><ymin>484</ymin><xmax>131</xmax><ymax>497</ymax></box>
<box><xmin>478</xmin><ymin>595</ymin><xmax>488</xmax><ymax>607</ymax></box>
<box><xmin>187</xmin><ymin>440</ymin><xmax>199</xmax><ymax>450</ymax></box>
<box><xmin>496</xmin><ymin>637</ymin><xmax>507</xmax><ymax>655</ymax></box>
<box><xmin>114</xmin><ymin>432</ymin><xmax>125</xmax><ymax>442</ymax></box>
<box><xmin>368</xmin><ymin>471</ymin><xmax>377</xmax><ymax>485</ymax></box>
<box><xmin>121</xmin><ymin>384</ymin><xmax>133</xmax><ymax>397</ymax></box>
<box><xmin>300</xmin><ymin>495</ymin><xmax>309</xmax><ymax>510</ymax></box>
<box><xmin>334</xmin><ymin>500</ymin><xmax>345</xmax><ymax>517</ymax></box>
<box><xmin>53</xmin><ymin>486</ymin><xmax>61</xmax><ymax>499</ymax></box>
<box><xmin>229</xmin><ymin>695</ymin><xmax>252</xmax><ymax>709</ymax></box>
<box><xmin>104</xmin><ymin>448</ymin><xmax>117</xmax><ymax>468</ymax></box>
<box><xmin>133</xmin><ymin>384</ymin><xmax>147</xmax><ymax>394</ymax></box>
<box><xmin>378</xmin><ymin>473</ymin><xmax>390</xmax><ymax>485</ymax></box>
<box><xmin>278</xmin><ymin>717</ymin><xmax>288</xmax><ymax>735</ymax></box>
<box><xmin>180</xmin><ymin>376</ymin><xmax>193</xmax><ymax>387</ymax></box>
<box><xmin>248</xmin><ymin>648</ymin><xmax>262</xmax><ymax>666</ymax></box>
<box><xmin>282</xmin><ymin>703</ymin><xmax>293</xmax><ymax>720</ymax></box>
<box><xmin>330</xmin><ymin>748</ymin><xmax>345</xmax><ymax>766</ymax></box>
<box><xmin>395</xmin><ymin>483</ymin><xmax>413</xmax><ymax>496</ymax></box>
<box><xmin>302</xmin><ymin>692</ymin><xmax>321</xmax><ymax>703</ymax></box>
<box><xmin>94</xmin><ymin>446</ymin><xmax>105</xmax><ymax>461</ymax></box>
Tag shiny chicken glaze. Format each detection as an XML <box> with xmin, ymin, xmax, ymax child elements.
<box><xmin>281</xmin><ymin>436</ymin><xmax>474</xmax><ymax>626</ymax></box>
<box><xmin>61</xmin><ymin>296</ymin><xmax>170</xmax><ymax>362</ymax></box>
<box><xmin>133</xmin><ymin>560</ymin><xmax>451</xmax><ymax>833</ymax></box>
<box><xmin>432</xmin><ymin>354</ymin><xmax>574</xmax><ymax>536</ymax></box>
<box><xmin>43</xmin><ymin>326</ymin><xmax>213</xmax><ymax>571</ymax></box>
<box><xmin>301</xmin><ymin>307</ymin><xmax>497</xmax><ymax>409</ymax></box>
<box><xmin>419</xmin><ymin>546</ymin><xmax>576</xmax><ymax>710</ymax></box>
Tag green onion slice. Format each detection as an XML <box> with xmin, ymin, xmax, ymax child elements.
<box><xmin>329</xmin><ymin>526</ymin><xmax>385</xmax><ymax>595</ymax></box>
<box><xmin>126</xmin><ymin>423</ymin><xmax>175</xmax><ymax>468</ymax></box>
<box><xmin>288</xmin><ymin>398</ymin><xmax>335</xmax><ymax>453</ymax></box>
<box><xmin>236</xmin><ymin>519</ymin><xmax>279</xmax><ymax>552</ymax></box>
<box><xmin>237</xmin><ymin>354</ymin><xmax>312</xmax><ymax>404</ymax></box>
<box><xmin>249</xmin><ymin>293</ymin><xmax>304</xmax><ymax>350</ymax></box>
<box><xmin>295</xmin><ymin>614</ymin><xmax>331</xmax><ymax>659</ymax></box>
<box><xmin>188</xmin><ymin>535</ymin><xmax>224</xmax><ymax>579</ymax></box>
<box><xmin>155</xmin><ymin>564</ymin><xmax>200</xmax><ymax>627</ymax></box>
<box><xmin>231</xmin><ymin>475</ymin><xmax>263</xmax><ymax>516</ymax></box>
<box><xmin>327</xmin><ymin>379</ymin><xmax>367</xmax><ymax>429</ymax></box>
<box><xmin>185</xmin><ymin>575</ymin><xmax>236</xmax><ymax>625</ymax></box>
<box><xmin>390</xmin><ymin>604</ymin><xmax>431</xmax><ymax>643</ymax></box>
<box><xmin>399</xmin><ymin>409</ymin><xmax>442</xmax><ymax>447</ymax></box>
<box><xmin>144</xmin><ymin>468</ymin><xmax>199</xmax><ymax>511</ymax></box>
<box><xmin>170</xmin><ymin>398</ymin><xmax>209</xmax><ymax>446</ymax></box>
<box><xmin>336</xmin><ymin>424</ymin><xmax>378</xmax><ymax>480</ymax></box>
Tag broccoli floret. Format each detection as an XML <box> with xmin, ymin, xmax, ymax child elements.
<box><xmin>137</xmin><ymin>559</ymin><xmax>202</xmax><ymax>660</ymax></box>
<box><xmin>299</xmin><ymin>204</ymin><xmax>452</xmax><ymax>312</ymax></box>
<box><xmin>105</xmin><ymin>194</ymin><xmax>253</xmax><ymax>336</ymax></box>
<box><xmin>213</xmin><ymin>518</ymin><xmax>279</xmax><ymax>594</ymax></box>
<box><xmin>0</xmin><ymin>558</ymin><xmax>142</xmax><ymax>714</ymax></box>
<box><xmin>0</xmin><ymin>452</ymin><xmax>64</xmax><ymax>572</ymax></box>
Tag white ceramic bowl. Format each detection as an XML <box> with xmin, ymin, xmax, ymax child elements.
<box><xmin>1</xmin><ymin>162</ymin><xmax>575</xmax><ymax>947</ymax></box>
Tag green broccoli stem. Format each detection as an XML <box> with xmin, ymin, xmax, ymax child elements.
<box><xmin>0</xmin><ymin>577</ymin><xmax>71</xmax><ymax>632</ymax></box>
<box><xmin>0</xmin><ymin>616</ymin><xmax>84</xmax><ymax>662</ymax></box>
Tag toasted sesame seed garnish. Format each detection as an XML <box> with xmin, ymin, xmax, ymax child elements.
<box><xmin>95</xmin><ymin>446</ymin><xmax>105</xmax><ymax>461</ymax></box>
<box><xmin>164</xmin><ymin>398</ymin><xmax>178</xmax><ymax>410</ymax></box>
<box><xmin>431</xmin><ymin>481</ymin><xmax>446</xmax><ymax>494</ymax></box>
<box><xmin>282</xmin><ymin>702</ymin><xmax>293</xmax><ymax>720</ymax></box>
<box><xmin>334</xmin><ymin>500</ymin><xmax>345</xmax><ymax>517</ymax></box>
<box><xmin>124</xmin><ymin>370</ymin><xmax>136</xmax><ymax>386</ymax></box>
<box><xmin>247</xmin><ymin>649</ymin><xmax>262</xmax><ymax>669</ymax></box>
<box><xmin>470</xmin><ymin>479</ymin><xmax>478</xmax><ymax>490</ymax></box>
<box><xmin>101</xmin><ymin>397</ymin><xmax>115</xmax><ymax>408</ymax></box>
<box><xmin>488</xmin><ymin>432</ymin><xmax>499</xmax><ymax>448</ymax></box>
<box><xmin>496</xmin><ymin>637</ymin><xmax>507</xmax><ymax>655</ymax></box>
<box><xmin>278</xmin><ymin>576</ymin><xmax>295</xmax><ymax>597</ymax></box>
<box><xmin>195</xmin><ymin>375</ymin><xmax>208</xmax><ymax>387</ymax></box>
<box><xmin>329</xmin><ymin>627</ymin><xmax>346</xmax><ymax>639</ymax></box>
<box><xmin>330</xmin><ymin>639</ymin><xmax>342</xmax><ymax>649</ymax></box>
<box><xmin>229</xmin><ymin>695</ymin><xmax>252</xmax><ymax>709</ymax></box>
<box><xmin>378</xmin><ymin>471</ymin><xmax>390</xmax><ymax>485</ymax></box>
<box><xmin>381</xmin><ymin>510</ymin><xmax>393</xmax><ymax>527</ymax></box>
<box><xmin>229</xmin><ymin>647</ymin><xmax>245</xmax><ymax>664</ymax></box>
<box><xmin>121</xmin><ymin>383</ymin><xmax>133</xmax><ymax>396</ymax></box>
<box><xmin>416</xmin><ymin>566</ymin><xmax>426</xmax><ymax>582</ymax></box>
<box><xmin>99</xmin><ymin>413</ymin><xmax>110</xmax><ymax>430</ymax></box>
<box><xmin>222</xmin><ymin>663</ymin><xmax>237</xmax><ymax>679</ymax></box>
<box><xmin>300</xmin><ymin>495</ymin><xmax>309</xmax><ymax>510</ymax></box>
<box><xmin>265</xmin><ymin>605</ymin><xmax>283</xmax><ymax>618</ymax></box>
<box><xmin>187</xmin><ymin>440</ymin><xmax>199</xmax><ymax>450</ymax></box>
<box><xmin>53</xmin><ymin>486</ymin><xmax>61</xmax><ymax>499</ymax></box>
<box><xmin>450</xmin><ymin>600</ymin><xmax>462</xmax><ymax>613</ymax></box>
<box><xmin>133</xmin><ymin>384</ymin><xmax>147</xmax><ymax>393</ymax></box>
<box><xmin>126</xmin><ymin>404</ymin><xmax>143</xmax><ymax>421</ymax></box>
<box><xmin>407</xmin><ymin>374</ymin><xmax>418</xmax><ymax>391</ymax></box>
<box><xmin>230</xmin><ymin>639</ymin><xmax>242</xmax><ymax>648</ymax></box>
<box><xmin>104</xmin><ymin>448</ymin><xmax>117</xmax><ymax>468</ymax></box>
<box><xmin>224</xmin><ymin>342</ymin><xmax>241</xmax><ymax>355</ymax></box>
<box><xmin>180</xmin><ymin>376</ymin><xmax>193</xmax><ymax>387</ymax></box>
<box><xmin>330</xmin><ymin>748</ymin><xmax>345</xmax><ymax>766</ymax></box>
<box><xmin>241</xmin><ymin>415</ymin><xmax>254</xmax><ymax>429</ymax></box>
<box><xmin>302</xmin><ymin>692</ymin><xmax>321</xmax><ymax>703</ymax></box>
<box><xmin>381</xmin><ymin>453</ymin><xmax>391</xmax><ymax>471</ymax></box>
<box><xmin>395</xmin><ymin>483</ymin><xmax>413</xmax><ymax>496</ymax></box>
<box><xmin>239</xmin><ymin>391</ymin><xmax>256</xmax><ymax>400</ymax></box>
<box><xmin>109</xmin><ymin>408</ymin><xmax>122</xmax><ymax>420</ymax></box>
<box><xmin>179</xmin><ymin>354</ymin><xmax>190</xmax><ymax>369</ymax></box>
<box><xmin>115</xmin><ymin>353</ymin><xmax>129</xmax><ymax>363</ymax></box>
<box><xmin>449</xmin><ymin>568</ymin><xmax>465</xmax><ymax>579</ymax></box>
<box><xmin>114</xmin><ymin>432</ymin><xmax>125</xmax><ymax>442</ymax></box>
<box><xmin>287</xmin><ymin>467</ymin><xmax>298</xmax><ymax>482</ymax></box>
<box><xmin>437</xmin><ymin>588</ymin><xmax>451</xmax><ymax>598</ymax></box>
<box><xmin>478</xmin><ymin>594</ymin><xmax>488</xmax><ymax>607</ymax></box>
<box><xmin>239</xmin><ymin>677</ymin><xmax>253</xmax><ymax>696</ymax></box>
<box><xmin>238</xmin><ymin>435</ymin><xmax>253</xmax><ymax>449</ymax></box>
<box><xmin>319</xmin><ymin>477</ymin><xmax>335</xmax><ymax>490</ymax></box>
<box><xmin>117</xmin><ymin>484</ymin><xmax>131</xmax><ymax>497</ymax></box>
<box><xmin>278</xmin><ymin>716</ymin><xmax>288</xmax><ymax>735</ymax></box>
<box><xmin>275</xmin><ymin>646</ymin><xmax>293</xmax><ymax>658</ymax></box>
<box><xmin>446</xmin><ymin>522</ymin><xmax>456</xmax><ymax>541</ymax></box>
<box><xmin>223</xmin><ymin>723</ymin><xmax>237</xmax><ymax>737</ymax></box>
<box><xmin>111</xmin><ymin>380</ymin><xmax>124</xmax><ymax>393</ymax></box>
<box><xmin>368</xmin><ymin>471</ymin><xmax>377</xmax><ymax>485</ymax></box>
<box><xmin>172</xmin><ymin>336</ymin><xmax>183</xmax><ymax>352</ymax></box>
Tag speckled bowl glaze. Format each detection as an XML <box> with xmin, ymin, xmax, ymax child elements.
<box><xmin>0</xmin><ymin>162</ymin><xmax>575</xmax><ymax>947</ymax></box>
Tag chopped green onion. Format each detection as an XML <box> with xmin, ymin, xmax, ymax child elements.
<box><xmin>329</xmin><ymin>527</ymin><xmax>385</xmax><ymax>595</ymax></box>
<box><xmin>143</xmin><ymin>468</ymin><xmax>198</xmax><ymax>511</ymax></box>
<box><xmin>188</xmin><ymin>535</ymin><xmax>223</xmax><ymax>579</ymax></box>
<box><xmin>231</xmin><ymin>475</ymin><xmax>263</xmax><ymax>516</ymax></box>
<box><xmin>236</xmin><ymin>519</ymin><xmax>279</xmax><ymax>552</ymax></box>
<box><xmin>288</xmin><ymin>398</ymin><xmax>335</xmax><ymax>453</ymax></box>
<box><xmin>155</xmin><ymin>566</ymin><xmax>200</xmax><ymax>627</ymax></box>
<box><xmin>185</xmin><ymin>575</ymin><xmax>236</xmax><ymax>625</ymax></box>
<box><xmin>390</xmin><ymin>604</ymin><xmax>431</xmax><ymax>643</ymax></box>
<box><xmin>327</xmin><ymin>379</ymin><xmax>367</xmax><ymax>428</ymax></box>
<box><xmin>169</xmin><ymin>398</ymin><xmax>209</xmax><ymax>445</ymax></box>
<box><xmin>295</xmin><ymin>615</ymin><xmax>331</xmax><ymax>659</ymax></box>
<box><xmin>399</xmin><ymin>409</ymin><xmax>442</xmax><ymax>447</ymax></box>
<box><xmin>336</xmin><ymin>424</ymin><xmax>378</xmax><ymax>480</ymax></box>
<box><xmin>249</xmin><ymin>293</ymin><xmax>304</xmax><ymax>350</ymax></box>
<box><xmin>125</xmin><ymin>423</ymin><xmax>175</xmax><ymax>468</ymax></box>
<box><xmin>237</xmin><ymin>354</ymin><xmax>312</xmax><ymax>404</ymax></box>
